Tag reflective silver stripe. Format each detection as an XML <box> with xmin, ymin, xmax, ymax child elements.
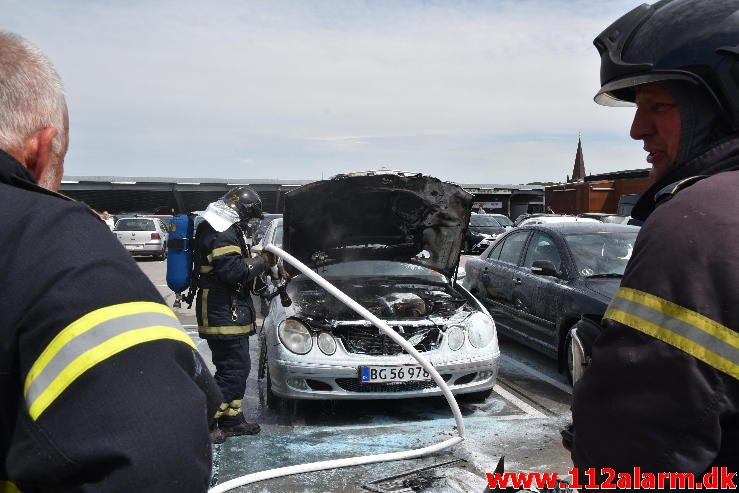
<box><xmin>25</xmin><ymin>312</ymin><xmax>181</xmax><ymax>413</ymax></box>
<box><xmin>609</xmin><ymin>296</ymin><xmax>739</xmax><ymax>364</ymax></box>
<box><xmin>606</xmin><ymin>287</ymin><xmax>739</xmax><ymax>380</ymax></box>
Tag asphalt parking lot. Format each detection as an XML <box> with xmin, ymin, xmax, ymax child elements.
<box><xmin>136</xmin><ymin>256</ymin><xmax>574</xmax><ymax>492</ymax></box>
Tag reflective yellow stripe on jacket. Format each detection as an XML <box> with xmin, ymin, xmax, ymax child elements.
<box><xmin>24</xmin><ymin>302</ymin><xmax>195</xmax><ymax>420</ymax></box>
<box><xmin>605</xmin><ymin>287</ymin><xmax>739</xmax><ymax>380</ymax></box>
<box><xmin>211</xmin><ymin>245</ymin><xmax>241</xmax><ymax>258</ymax></box>
<box><xmin>0</xmin><ymin>481</ymin><xmax>21</xmax><ymax>493</ymax></box>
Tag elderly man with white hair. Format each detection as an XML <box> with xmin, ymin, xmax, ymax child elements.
<box><xmin>0</xmin><ymin>32</ymin><xmax>222</xmax><ymax>492</ymax></box>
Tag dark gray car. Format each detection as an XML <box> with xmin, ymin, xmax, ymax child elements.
<box><xmin>463</xmin><ymin>222</ymin><xmax>640</xmax><ymax>381</ymax></box>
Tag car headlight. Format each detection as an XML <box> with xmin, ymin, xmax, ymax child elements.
<box><xmin>466</xmin><ymin>312</ymin><xmax>496</xmax><ymax>349</ymax></box>
<box><xmin>278</xmin><ymin>319</ymin><xmax>313</xmax><ymax>354</ymax></box>
<box><xmin>447</xmin><ymin>326</ymin><xmax>465</xmax><ymax>350</ymax></box>
<box><xmin>317</xmin><ymin>332</ymin><xmax>337</xmax><ymax>355</ymax></box>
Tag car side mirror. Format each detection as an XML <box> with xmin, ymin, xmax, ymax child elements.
<box><xmin>531</xmin><ymin>260</ymin><xmax>558</xmax><ymax>277</ymax></box>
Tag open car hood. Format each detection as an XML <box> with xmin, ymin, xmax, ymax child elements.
<box><xmin>283</xmin><ymin>172</ymin><xmax>473</xmax><ymax>278</ymax></box>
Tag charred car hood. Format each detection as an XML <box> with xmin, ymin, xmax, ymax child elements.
<box><xmin>284</xmin><ymin>172</ymin><xmax>473</xmax><ymax>277</ymax></box>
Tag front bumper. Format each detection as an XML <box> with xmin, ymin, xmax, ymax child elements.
<box><xmin>268</xmin><ymin>342</ymin><xmax>500</xmax><ymax>400</ymax></box>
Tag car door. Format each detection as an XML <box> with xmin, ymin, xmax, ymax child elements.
<box><xmin>512</xmin><ymin>231</ymin><xmax>570</xmax><ymax>355</ymax></box>
<box><xmin>481</xmin><ymin>230</ymin><xmax>531</xmax><ymax>333</ymax></box>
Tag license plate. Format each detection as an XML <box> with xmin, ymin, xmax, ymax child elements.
<box><xmin>359</xmin><ymin>365</ymin><xmax>431</xmax><ymax>383</ymax></box>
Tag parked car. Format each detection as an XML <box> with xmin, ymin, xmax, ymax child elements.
<box><xmin>517</xmin><ymin>215</ymin><xmax>598</xmax><ymax>227</ymax></box>
<box><xmin>113</xmin><ymin>216</ymin><xmax>170</xmax><ymax>259</ymax></box>
<box><xmin>465</xmin><ymin>213</ymin><xmax>513</xmax><ymax>254</ymax></box>
<box><xmin>259</xmin><ymin>172</ymin><xmax>500</xmax><ymax>406</ymax></box>
<box><xmin>577</xmin><ymin>212</ymin><xmax>630</xmax><ymax>224</ymax></box>
<box><xmin>513</xmin><ymin>212</ymin><xmax>551</xmax><ymax>226</ymax></box>
<box><xmin>463</xmin><ymin>222</ymin><xmax>640</xmax><ymax>381</ymax></box>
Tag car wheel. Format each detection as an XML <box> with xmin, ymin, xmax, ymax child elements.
<box><xmin>564</xmin><ymin>324</ymin><xmax>577</xmax><ymax>384</ymax></box>
<box><xmin>257</xmin><ymin>335</ymin><xmax>267</xmax><ymax>379</ymax></box>
<box><xmin>159</xmin><ymin>243</ymin><xmax>168</xmax><ymax>260</ymax></box>
<box><xmin>464</xmin><ymin>240</ymin><xmax>471</xmax><ymax>254</ymax></box>
<box><xmin>266</xmin><ymin>364</ymin><xmax>283</xmax><ymax>409</ymax></box>
<box><xmin>459</xmin><ymin>388</ymin><xmax>493</xmax><ymax>402</ymax></box>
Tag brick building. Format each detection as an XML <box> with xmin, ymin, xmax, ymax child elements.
<box><xmin>545</xmin><ymin>139</ymin><xmax>653</xmax><ymax>215</ymax></box>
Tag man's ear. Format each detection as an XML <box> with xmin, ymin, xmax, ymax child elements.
<box><xmin>23</xmin><ymin>126</ymin><xmax>60</xmax><ymax>189</ymax></box>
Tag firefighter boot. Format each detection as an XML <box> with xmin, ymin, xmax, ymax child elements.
<box><xmin>220</xmin><ymin>421</ymin><xmax>261</xmax><ymax>436</ymax></box>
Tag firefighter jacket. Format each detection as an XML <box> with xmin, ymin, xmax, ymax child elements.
<box><xmin>0</xmin><ymin>150</ymin><xmax>222</xmax><ymax>493</ymax></box>
<box><xmin>195</xmin><ymin>221</ymin><xmax>267</xmax><ymax>339</ymax></box>
<box><xmin>572</xmin><ymin>138</ymin><xmax>739</xmax><ymax>476</ymax></box>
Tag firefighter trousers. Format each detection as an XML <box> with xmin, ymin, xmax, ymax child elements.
<box><xmin>207</xmin><ymin>337</ymin><xmax>251</xmax><ymax>426</ymax></box>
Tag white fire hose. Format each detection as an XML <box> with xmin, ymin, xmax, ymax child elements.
<box><xmin>207</xmin><ymin>244</ymin><xmax>466</xmax><ymax>492</ymax></box>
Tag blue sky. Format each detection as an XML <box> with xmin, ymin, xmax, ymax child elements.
<box><xmin>5</xmin><ymin>0</ymin><xmax>648</xmax><ymax>184</ymax></box>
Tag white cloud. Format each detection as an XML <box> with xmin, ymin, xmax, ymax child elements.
<box><xmin>4</xmin><ymin>0</ymin><xmax>648</xmax><ymax>182</ymax></box>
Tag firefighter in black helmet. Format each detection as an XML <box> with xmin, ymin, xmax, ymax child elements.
<box><xmin>571</xmin><ymin>0</ymin><xmax>739</xmax><ymax>480</ymax></box>
<box><xmin>196</xmin><ymin>186</ymin><xmax>276</xmax><ymax>442</ymax></box>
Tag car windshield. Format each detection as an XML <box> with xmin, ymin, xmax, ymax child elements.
<box><xmin>114</xmin><ymin>219</ymin><xmax>156</xmax><ymax>231</ymax></box>
<box><xmin>313</xmin><ymin>260</ymin><xmax>448</xmax><ymax>283</ymax></box>
<box><xmin>495</xmin><ymin>216</ymin><xmax>513</xmax><ymax>227</ymax></box>
<box><xmin>564</xmin><ymin>232</ymin><xmax>638</xmax><ymax>278</ymax></box>
<box><xmin>470</xmin><ymin>215</ymin><xmax>503</xmax><ymax>227</ymax></box>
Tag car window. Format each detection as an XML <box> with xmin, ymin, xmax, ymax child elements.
<box><xmin>114</xmin><ymin>219</ymin><xmax>155</xmax><ymax>231</ymax></box>
<box><xmin>565</xmin><ymin>232</ymin><xmax>638</xmax><ymax>277</ymax></box>
<box><xmin>487</xmin><ymin>239</ymin><xmax>505</xmax><ymax>260</ymax></box>
<box><xmin>523</xmin><ymin>232</ymin><xmax>562</xmax><ymax>270</ymax></box>
<box><xmin>497</xmin><ymin>231</ymin><xmax>529</xmax><ymax>265</ymax></box>
<box><xmin>470</xmin><ymin>215</ymin><xmax>503</xmax><ymax>227</ymax></box>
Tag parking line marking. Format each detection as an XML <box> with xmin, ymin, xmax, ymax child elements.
<box><xmin>501</xmin><ymin>354</ymin><xmax>572</xmax><ymax>395</ymax></box>
<box><xmin>493</xmin><ymin>384</ymin><xmax>546</xmax><ymax>418</ymax></box>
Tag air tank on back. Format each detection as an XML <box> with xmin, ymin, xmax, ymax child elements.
<box><xmin>166</xmin><ymin>214</ymin><xmax>194</xmax><ymax>306</ymax></box>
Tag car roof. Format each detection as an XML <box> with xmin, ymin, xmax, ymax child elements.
<box><xmin>519</xmin><ymin>215</ymin><xmax>599</xmax><ymax>225</ymax></box>
<box><xmin>116</xmin><ymin>216</ymin><xmax>157</xmax><ymax>221</ymax></box>
<box><xmin>520</xmin><ymin>222</ymin><xmax>641</xmax><ymax>234</ymax></box>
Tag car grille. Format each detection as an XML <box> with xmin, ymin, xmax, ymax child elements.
<box><xmin>336</xmin><ymin>374</ymin><xmax>451</xmax><ymax>393</ymax></box>
<box><xmin>335</xmin><ymin>325</ymin><xmax>442</xmax><ymax>355</ymax></box>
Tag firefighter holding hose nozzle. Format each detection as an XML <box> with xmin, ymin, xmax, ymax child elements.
<box><xmin>194</xmin><ymin>186</ymin><xmax>278</xmax><ymax>443</ymax></box>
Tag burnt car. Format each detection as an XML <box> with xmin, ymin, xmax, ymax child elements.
<box><xmin>259</xmin><ymin>171</ymin><xmax>500</xmax><ymax>405</ymax></box>
<box><xmin>462</xmin><ymin>222</ymin><xmax>639</xmax><ymax>381</ymax></box>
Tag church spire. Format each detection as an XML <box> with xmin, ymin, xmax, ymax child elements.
<box><xmin>570</xmin><ymin>136</ymin><xmax>586</xmax><ymax>182</ymax></box>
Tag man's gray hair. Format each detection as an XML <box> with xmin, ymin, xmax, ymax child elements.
<box><xmin>0</xmin><ymin>31</ymin><xmax>67</xmax><ymax>155</ymax></box>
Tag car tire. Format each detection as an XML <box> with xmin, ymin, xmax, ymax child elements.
<box><xmin>464</xmin><ymin>240</ymin><xmax>471</xmax><ymax>254</ymax></box>
<box><xmin>257</xmin><ymin>334</ymin><xmax>267</xmax><ymax>380</ymax></box>
<box><xmin>564</xmin><ymin>324</ymin><xmax>577</xmax><ymax>384</ymax></box>
<box><xmin>159</xmin><ymin>243</ymin><xmax>168</xmax><ymax>261</ymax></box>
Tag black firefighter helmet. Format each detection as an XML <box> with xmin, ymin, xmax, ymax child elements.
<box><xmin>593</xmin><ymin>0</ymin><xmax>739</xmax><ymax>129</ymax></box>
<box><xmin>222</xmin><ymin>186</ymin><xmax>263</xmax><ymax>221</ymax></box>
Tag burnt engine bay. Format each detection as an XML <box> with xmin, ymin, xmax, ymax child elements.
<box><xmin>286</xmin><ymin>280</ymin><xmax>476</xmax><ymax>355</ymax></box>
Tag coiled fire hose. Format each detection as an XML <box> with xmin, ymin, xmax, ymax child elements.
<box><xmin>208</xmin><ymin>244</ymin><xmax>466</xmax><ymax>493</ymax></box>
